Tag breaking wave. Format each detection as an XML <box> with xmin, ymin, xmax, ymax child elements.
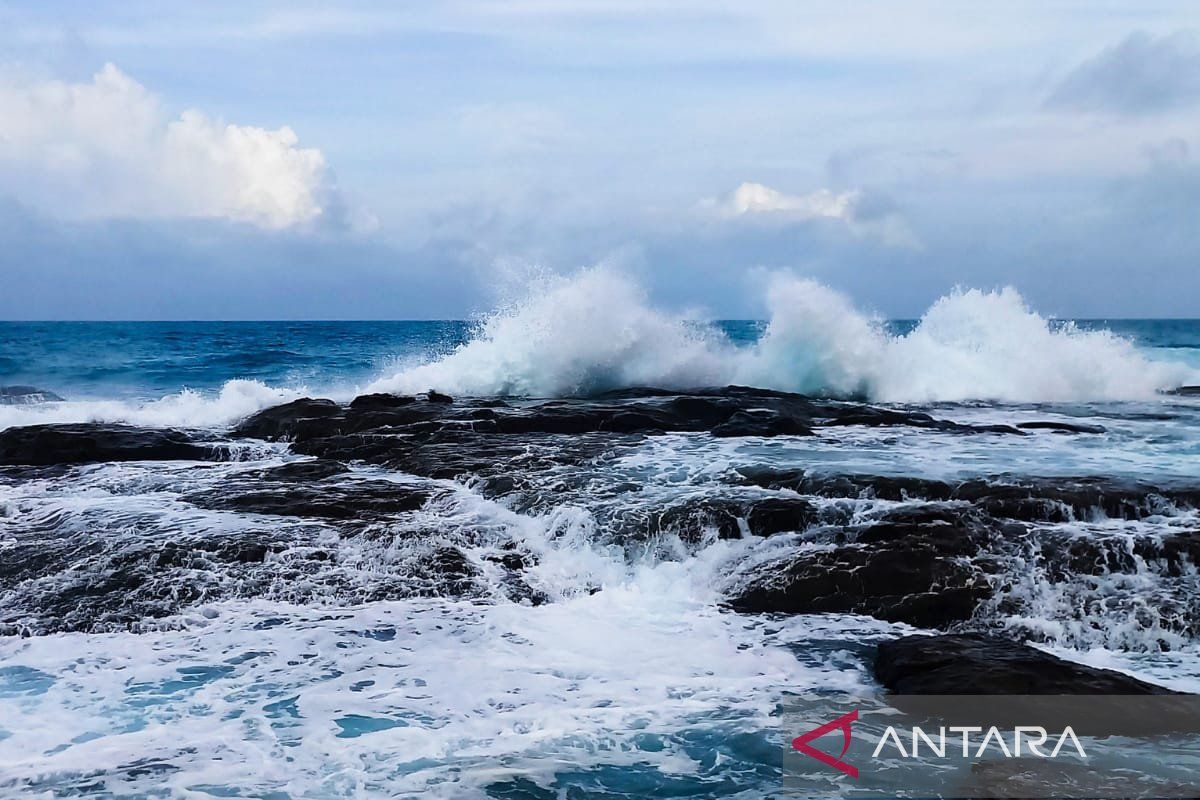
<box><xmin>370</xmin><ymin>268</ymin><xmax>1197</xmax><ymax>403</ymax></box>
<box><xmin>0</xmin><ymin>379</ymin><xmax>303</xmax><ymax>432</ymax></box>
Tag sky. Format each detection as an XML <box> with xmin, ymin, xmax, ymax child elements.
<box><xmin>1</xmin><ymin>1</ymin><xmax>1199</xmax><ymax>319</ymax></box>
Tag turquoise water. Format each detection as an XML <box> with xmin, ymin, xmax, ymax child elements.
<box><xmin>1</xmin><ymin>319</ymin><xmax>1196</xmax><ymax>402</ymax></box>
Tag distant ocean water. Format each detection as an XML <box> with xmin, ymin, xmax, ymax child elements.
<box><xmin>1</xmin><ymin>317</ymin><xmax>1197</xmax><ymax>409</ymax></box>
<box><xmin>2</xmin><ymin>272</ymin><xmax>1200</xmax><ymax>798</ymax></box>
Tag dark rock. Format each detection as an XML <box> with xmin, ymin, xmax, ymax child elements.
<box><xmin>651</xmin><ymin>498</ymin><xmax>744</xmax><ymax>542</ymax></box>
<box><xmin>253</xmin><ymin>459</ymin><xmax>351</xmax><ymax>481</ymax></box>
<box><xmin>232</xmin><ymin>398</ymin><xmax>342</xmax><ymax>440</ymax></box>
<box><xmin>964</xmin><ymin>758</ymin><xmax>1197</xmax><ymax>799</ymax></box>
<box><xmin>1166</xmin><ymin>385</ymin><xmax>1200</xmax><ymax>396</ymax></box>
<box><xmin>875</xmin><ymin>633</ymin><xmax>1178</xmax><ymax>694</ymax></box>
<box><xmin>0</xmin><ymin>423</ymin><xmax>215</xmax><ymax>465</ymax></box>
<box><xmin>185</xmin><ymin>480</ymin><xmax>433</xmax><ymax>520</ymax></box>
<box><xmin>953</xmin><ymin>477</ymin><xmax>1200</xmax><ymax>522</ymax></box>
<box><xmin>726</xmin><ymin>503</ymin><xmax>997</xmax><ymax>627</ymax></box>
<box><xmin>348</xmin><ymin>393</ymin><xmax>416</xmax><ymax>410</ymax></box>
<box><xmin>727</xmin><ymin>543</ymin><xmax>990</xmax><ymax>628</ymax></box>
<box><xmin>711</xmin><ymin>410</ymin><xmax>814</xmax><ymax>437</ymax></box>
<box><xmin>732</xmin><ymin>467</ymin><xmax>808</xmax><ymax>492</ymax></box>
<box><xmin>0</xmin><ymin>385</ymin><xmax>64</xmax><ymax>404</ymax></box>
<box><xmin>425</xmin><ymin>391</ymin><xmax>454</xmax><ymax>404</ymax></box>
<box><xmin>1016</xmin><ymin>420</ymin><xmax>1106</xmax><ymax>434</ymax></box>
<box><xmin>801</xmin><ymin>473</ymin><xmax>955</xmax><ymax>502</ymax></box>
<box><xmin>744</xmin><ymin>497</ymin><xmax>819</xmax><ymax>536</ymax></box>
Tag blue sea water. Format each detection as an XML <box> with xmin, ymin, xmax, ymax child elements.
<box><xmin>1</xmin><ymin>318</ymin><xmax>1197</xmax><ymax>404</ymax></box>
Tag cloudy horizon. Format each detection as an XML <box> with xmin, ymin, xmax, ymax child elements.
<box><xmin>2</xmin><ymin>2</ymin><xmax>1199</xmax><ymax>319</ymax></box>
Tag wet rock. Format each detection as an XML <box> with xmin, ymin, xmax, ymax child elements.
<box><xmin>731</xmin><ymin>467</ymin><xmax>809</xmax><ymax>492</ymax></box>
<box><xmin>1166</xmin><ymin>385</ymin><xmax>1200</xmax><ymax>396</ymax></box>
<box><xmin>0</xmin><ymin>423</ymin><xmax>216</xmax><ymax>465</ymax></box>
<box><xmin>711</xmin><ymin>410</ymin><xmax>813</xmax><ymax>437</ymax></box>
<box><xmin>349</xmin><ymin>393</ymin><xmax>416</xmax><ymax>410</ymax></box>
<box><xmin>964</xmin><ymin>759</ymin><xmax>1196</xmax><ymax>799</ymax></box>
<box><xmin>252</xmin><ymin>459</ymin><xmax>351</xmax><ymax>481</ymax></box>
<box><xmin>0</xmin><ymin>385</ymin><xmax>64</xmax><ymax>404</ymax></box>
<box><xmin>727</xmin><ymin>543</ymin><xmax>990</xmax><ymax>628</ymax></box>
<box><xmin>744</xmin><ymin>497</ymin><xmax>820</xmax><ymax>536</ymax></box>
<box><xmin>726</xmin><ymin>504</ymin><xmax>997</xmax><ymax>627</ymax></box>
<box><xmin>0</xmin><ymin>533</ymin><xmax>287</xmax><ymax>635</ymax></box>
<box><xmin>234</xmin><ymin>386</ymin><xmax>1035</xmax><ymax>458</ymax></box>
<box><xmin>1016</xmin><ymin>420</ymin><xmax>1107</xmax><ymax>434</ymax></box>
<box><xmin>651</xmin><ymin>497</ymin><xmax>744</xmax><ymax>542</ymax></box>
<box><xmin>232</xmin><ymin>398</ymin><xmax>342</xmax><ymax>440</ymax></box>
<box><xmin>874</xmin><ymin>633</ymin><xmax>1178</xmax><ymax>694</ymax></box>
<box><xmin>185</xmin><ymin>479</ymin><xmax>434</xmax><ymax>520</ymax></box>
<box><xmin>801</xmin><ymin>473</ymin><xmax>954</xmax><ymax>502</ymax></box>
<box><xmin>953</xmin><ymin>477</ymin><xmax>1200</xmax><ymax>522</ymax></box>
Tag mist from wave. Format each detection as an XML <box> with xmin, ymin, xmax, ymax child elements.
<box><xmin>370</xmin><ymin>268</ymin><xmax>1198</xmax><ymax>403</ymax></box>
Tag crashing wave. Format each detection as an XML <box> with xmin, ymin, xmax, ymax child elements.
<box><xmin>369</xmin><ymin>268</ymin><xmax>1197</xmax><ymax>403</ymax></box>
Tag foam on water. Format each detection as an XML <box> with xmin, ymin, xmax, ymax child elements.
<box><xmin>371</xmin><ymin>268</ymin><xmax>1198</xmax><ymax>402</ymax></box>
<box><xmin>0</xmin><ymin>475</ymin><xmax>891</xmax><ymax>797</ymax></box>
<box><xmin>0</xmin><ymin>379</ymin><xmax>303</xmax><ymax>431</ymax></box>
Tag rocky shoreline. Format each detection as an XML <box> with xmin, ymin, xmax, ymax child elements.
<box><xmin>2</xmin><ymin>386</ymin><xmax>1198</xmax><ymax>692</ymax></box>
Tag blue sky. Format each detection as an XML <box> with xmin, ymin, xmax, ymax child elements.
<box><xmin>1</xmin><ymin>1</ymin><xmax>1199</xmax><ymax>319</ymax></box>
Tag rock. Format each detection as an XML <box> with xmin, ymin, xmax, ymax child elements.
<box><xmin>0</xmin><ymin>385</ymin><xmax>64</xmax><ymax>404</ymax></box>
<box><xmin>744</xmin><ymin>497</ymin><xmax>819</xmax><ymax>536</ymax></box>
<box><xmin>252</xmin><ymin>459</ymin><xmax>351</xmax><ymax>481</ymax></box>
<box><xmin>875</xmin><ymin>633</ymin><xmax>1178</xmax><ymax>695</ymax></box>
<box><xmin>728</xmin><ymin>544</ymin><xmax>989</xmax><ymax>628</ymax></box>
<box><xmin>953</xmin><ymin>476</ymin><xmax>1200</xmax><ymax>522</ymax></box>
<box><xmin>1166</xmin><ymin>385</ymin><xmax>1200</xmax><ymax>396</ymax></box>
<box><xmin>650</xmin><ymin>498</ymin><xmax>745</xmax><ymax>542</ymax></box>
<box><xmin>185</xmin><ymin>479</ymin><xmax>434</xmax><ymax>520</ymax></box>
<box><xmin>711</xmin><ymin>410</ymin><xmax>814</xmax><ymax>437</ymax></box>
<box><xmin>726</xmin><ymin>504</ymin><xmax>997</xmax><ymax>627</ymax></box>
<box><xmin>425</xmin><ymin>391</ymin><xmax>454</xmax><ymax>404</ymax></box>
<box><xmin>348</xmin><ymin>393</ymin><xmax>416</xmax><ymax>410</ymax></box>
<box><xmin>1016</xmin><ymin>420</ymin><xmax>1106</xmax><ymax>434</ymax></box>
<box><xmin>964</xmin><ymin>759</ymin><xmax>1197</xmax><ymax>799</ymax></box>
<box><xmin>0</xmin><ymin>423</ymin><xmax>215</xmax><ymax>465</ymax></box>
<box><xmin>232</xmin><ymin>398</ymin><xmax>342</xmax><ymax>440</ymax></box>
<box><xmin>731</xmin><ymin>467</ymin><xmax>809</xmax><ymax>492</ymax></box>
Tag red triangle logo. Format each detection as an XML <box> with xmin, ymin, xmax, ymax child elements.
<box><xmin>792</xmin><ymin>709</ymin><xmax>859</xmax><ymax>778</ymax></box>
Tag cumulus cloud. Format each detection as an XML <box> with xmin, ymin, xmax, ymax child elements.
<box><xmin>0</xmin><ymin>63</ymin><xmax>342</xmax><ymax>229</ymax></box>
<box><xmin>1046</xmin><ymin>31</ymin><xmax>1200</xmax><ymax>115</ymax></box>
<box><xmin>708</xmin><ymin>181</ymin><xmax>920</xmax><ymax>249</ymax></box>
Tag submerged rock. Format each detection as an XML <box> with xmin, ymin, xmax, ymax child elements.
<box><xmin>0</xmin><ymin>385</ymin><xmax>64</xmax><ymax>404</ymax></box>
<box><xmin>1016</xmin><ymin>420</ymin><xmax>1106</xmax><ymax>434</ymax></box>
<box><xmin>0</xmin><ymin>423</ymin><xmax>217</xmax><ymax>465</ymax></box>
<box><xmin>184</xmin><ymin>480</ymin><xmax>434</xmax><ymax>520</ymax></box>
<box><xmin>875</xmin><ymin>633</ymin><xmax>1177</xmax><ymax>694</ymax></box>
<box><xmin>725</xmin><ymin>503</ymin><xmax>1003</xmax><ymax>627</ymax></box>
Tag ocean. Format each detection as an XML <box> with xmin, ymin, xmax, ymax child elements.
<box><xmin>2</xmin><ymin>272</ymin><xmax>1200</xmax><ymax>798</ymax></box>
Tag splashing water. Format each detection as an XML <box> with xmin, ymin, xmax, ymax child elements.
<box><xmin>370</xmin><ymin>268</ymin><xmax>1196</xmax><ymax>402</ymax></box>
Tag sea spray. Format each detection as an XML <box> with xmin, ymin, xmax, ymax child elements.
<box><xmin>371</xmin><ymin>267</ymin><xmax>1196</xmax><ymax>402</ymax></box>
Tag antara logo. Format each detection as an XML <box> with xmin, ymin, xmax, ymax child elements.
<box><xmin>792</xmin><ymin>710</ymin><xmax>1089</xmax><ymax>780</ymax></box>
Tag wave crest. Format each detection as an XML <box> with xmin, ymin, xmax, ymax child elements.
<box><xmin>370</xmin><ymin>268</ymin><xmax>1196</xmax><ymax>403</ymax></box>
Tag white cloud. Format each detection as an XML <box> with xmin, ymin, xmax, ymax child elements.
<box><xmin>0</xmin><ymin>63</ymin><xmax>339</xmax><ymax>229</ymax></box>
<box><xmin>709</xmin><ymin>182</ymin><xmax>920</xmax><ymax>249</ymax></box>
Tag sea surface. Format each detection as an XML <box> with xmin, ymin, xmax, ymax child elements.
<box><xmin>2</xmin><ymin>272</ymin><xmax>1200</xmax><ymax>798</ymax></box>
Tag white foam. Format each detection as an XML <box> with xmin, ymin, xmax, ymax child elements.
<box><xmin>370</xmin><ymin>268</ymin><xmax>1198</xmax><ymax>403</ymax></box>
<box><xmin>0</xmin><ymin>379</ymin><xmax>300</xmax><ymax>431</ymax></box>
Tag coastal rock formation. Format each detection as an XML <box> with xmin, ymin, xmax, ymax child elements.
<box><xmin>0</xmin><ymin>423</ymin><xmax>218</xmax><ymax>465</ymax></box>
<box><xmin>875</xmin><ymin>633</ymin><xmax>1177</xmax><ymax>694</ymax></box>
